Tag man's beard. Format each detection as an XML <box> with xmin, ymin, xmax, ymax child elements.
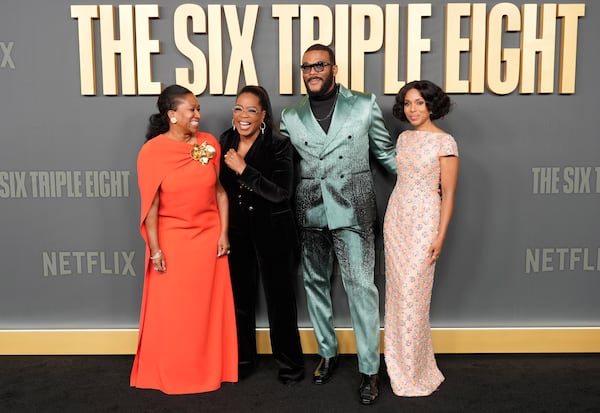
<box><xmin>304</xmin><ymin>71</ymin><xmax>335</xmax><ymax>98</ymax></box>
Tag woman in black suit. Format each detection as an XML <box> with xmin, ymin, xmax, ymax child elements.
<box><xmin>219</xmin><ymin>85</ymin><xmax>304</xmax><ymax>384</ymax></box>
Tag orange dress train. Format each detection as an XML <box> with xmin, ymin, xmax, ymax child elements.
<box><xmin>131</xmin><ymin>133</ymin><xmax>238</xmax><ymax>394</ymax></box>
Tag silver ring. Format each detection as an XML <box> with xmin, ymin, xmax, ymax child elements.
<box><xmin>226</xmin><ymin>250</ymin><xmax>231</xmax><ymax>255</ymax></box>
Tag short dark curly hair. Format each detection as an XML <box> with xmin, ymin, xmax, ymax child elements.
<box><xmin>392</xmin><ymin>80</ymin><xmax>452</xmax><ymax>122</ymax></box>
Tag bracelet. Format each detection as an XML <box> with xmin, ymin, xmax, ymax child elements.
<box><xmin>150</xmin><ymin>250</ymin><xmax>162</xmax><ymax>260</ymax></box>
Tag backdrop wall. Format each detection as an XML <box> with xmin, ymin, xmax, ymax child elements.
<box><xmin>1</xmin><ymin>1</ymin><xmax>597</xmax><ymax>337</ymax></box>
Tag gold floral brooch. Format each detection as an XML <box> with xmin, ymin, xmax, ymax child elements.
<box><xmin>191</xmin><ymin>141</ymin><xmax>216</xmax><ymax>165</ymax></box>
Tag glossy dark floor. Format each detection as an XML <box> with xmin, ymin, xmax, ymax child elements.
<box><xmin>1</xmin><ymin>353</ymin><xmax>598</xmax><ymax>412</ymax></box>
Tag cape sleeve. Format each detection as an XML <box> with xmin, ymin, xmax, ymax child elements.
<box><xmin>137</xmin><ymin>138</ymin><xmax>166</xmax><ymax>245</ymax></box>
<box><xmin>137</xmin><ymin>132</ymin><xmax>220</xmax><ymax>244</ymax></box>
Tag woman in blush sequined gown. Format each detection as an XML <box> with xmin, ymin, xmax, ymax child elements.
<box><xmin>383</xmin><ymin>80</ymin><xmax>459</xmax><ymax>397</ymax></box>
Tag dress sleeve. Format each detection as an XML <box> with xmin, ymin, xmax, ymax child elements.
<box><xmin>438</xmin><ymin>134</ymin><xmax>459</xmax><ymax>157</ymax></box>
<box><xmin>137</xmin><ymin>141</ymin><xmax>163</xmax><ymax>243</ymax></box>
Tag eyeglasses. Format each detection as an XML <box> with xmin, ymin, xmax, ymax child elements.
<box><xmin>300</xmin><ymin>61</ymin><xmax>333</xmax><ymax>74</ymax></box>
<box><xmin>232</xmin><ymin>106</ymin><xmax>262</xmax><ymax>116</ymax></box>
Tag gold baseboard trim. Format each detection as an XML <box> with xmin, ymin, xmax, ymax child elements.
<box><xmin>1</xmin><ymin>328</ymin><xmax>599</xmax><ymax>355</ymax></box>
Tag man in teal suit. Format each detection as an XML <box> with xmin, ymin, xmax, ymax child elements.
<box><xmin>280</xmin><ymin>44</ymin><xmax>396</xmax><ymax>405</ymax></box>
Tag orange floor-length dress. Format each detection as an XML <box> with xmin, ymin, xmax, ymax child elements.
<box><xmin>131</xmin><ymin>133</ymin><xmax>238</xmax><ymax>394</ymax></box>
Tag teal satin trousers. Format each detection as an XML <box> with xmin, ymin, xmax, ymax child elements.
<box><xmin>301</xmin><ymin>225</ymin><xmax>380</xmax><ymax>375</ymax></box>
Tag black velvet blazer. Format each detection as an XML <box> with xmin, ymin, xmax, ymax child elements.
<box><xmin>219</xmin><ymin>127</ymin><xmax>299</xmax><ymax>246</ymax></box>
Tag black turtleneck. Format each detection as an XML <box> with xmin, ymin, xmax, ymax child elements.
<box><xmin>309</xmin><ymin>84</ymin><xmax>339</xmax><ymax>133</ymax></box>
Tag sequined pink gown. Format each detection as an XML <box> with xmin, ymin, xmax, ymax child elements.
<box><xmin>383</xmin><ymin>130</ymin><xmax>458</xmax><ymax>397</ymax></box>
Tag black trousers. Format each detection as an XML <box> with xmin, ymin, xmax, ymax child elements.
<box><xmin>227</xmin><ymin>222</ymin><xmax>304</xmax><ymax>381</ymax></box>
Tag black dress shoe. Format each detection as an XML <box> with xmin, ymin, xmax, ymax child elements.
<box><xmin>359</xmin><ymin>373</ymin><xmax>379</xmax><ymax>405</ymax></box>
<box><xmin>312</xmin><ymin>356</ymin><xmax>339</xmax><ymax>384</ymax></box>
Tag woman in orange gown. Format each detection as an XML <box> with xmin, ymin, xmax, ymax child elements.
<box><xmin>131</xmin><ymin>84</ymin><xmax>238</xmax><ymax>394</ymax></box>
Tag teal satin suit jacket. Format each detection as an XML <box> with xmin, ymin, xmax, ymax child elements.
<box><xmin>280</xmin><ymin>84</ymin><xmax>397</xmax><ymax>230</ymax></box>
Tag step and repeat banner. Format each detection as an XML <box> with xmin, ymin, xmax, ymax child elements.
<box><xmin>0</xmin><ymin>1</ymin><xmax>597</xmax><ymax>329</ymax></box>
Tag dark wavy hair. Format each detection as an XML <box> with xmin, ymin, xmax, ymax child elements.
<box><xmin>237</xmin><ymin>85</ymin><xmax>274</xmax><ymax>132</ymax></box>
<box><xmin>303</xmin><ymin>43</ymin><xmax>336</xmax><ymax>65</ymax></box>
<box><xmin>145</xmin><ymin>84</ymin><xmax>194</xmax><ymax>141</ymax></box>
<box><xmin>392</xmin><ymin>80</ymin><xmax>452</xmax><ymax>122</ymax></box>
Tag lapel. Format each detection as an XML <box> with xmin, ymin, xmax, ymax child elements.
<box><xmin>322</xmin><ymin>85</ymin><xmax>358</xmax><ymax>152</ymax></box>
<box><xmin>296</xmin><ymin>97</ymin><xmax>326</xmax><ymax>145</ymax></box>
<box><xmin>295</xmin><ymin>85</ymin><xmax>358</xmax><ymax>152</ymax></box>
<box><xmin>222</xmin><ymin>128</ymin><xmax>268</xmax><ymax>162</ymax></box>
<box><xmin>244</xmin><ymin>132</ymin><xmax>267</xmax><ymax>166</ymax></box>
<box><xmin>220</xmin><ymin>129</ymin><xmax>271</xmax><ymax>182</ymax></box>
<box><xmin>328</xmin><ymin>85</ymin><xmax>356</xmax><ymax>135</ymax></box>
<box><xmin>221</xmin><ymin>129</ymin><xmax>238</xmax><ymax>153</ymax></box>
